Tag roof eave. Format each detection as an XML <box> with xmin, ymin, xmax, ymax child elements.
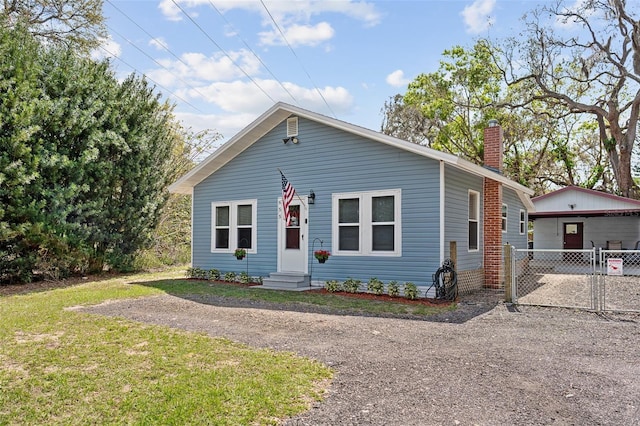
<box><xmin>168</xmin><ymin>102</ymin><xmax>535</xmax><ymax>204</ymax></box>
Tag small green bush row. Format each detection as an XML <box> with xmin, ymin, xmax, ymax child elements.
<box><xmin>324</xmin><ymin>277</ymin><xmax>421</xmax><ymax>300</ymax></box>
<box><xmin>186</xmin><ymin>267</ymin><xmax>263</xmax><ymax>285</ymax></box>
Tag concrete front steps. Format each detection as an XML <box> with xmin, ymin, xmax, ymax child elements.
<box><xmin>260</xmin><ymin>272</ymin><xmax>311</xmax><ymax>291</ymax></box>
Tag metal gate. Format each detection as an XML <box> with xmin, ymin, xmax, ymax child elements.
<box><xmin>599</xmin><ymin>249</ymin><xmax>640</xmax><ymax>313</ymax></box>
<box><xmin>511</xmin><ymin>247</ymin><xmax>640</xmax><ymax>313</ymax></box>
<box><xmin>511</xmin><ymin>248</ymin><xmax>597</xmax><ymax>310</ymax></box>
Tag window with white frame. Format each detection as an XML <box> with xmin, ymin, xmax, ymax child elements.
<box><xmin>211</xmin><ymin>200</ymin><xmax>257</xmax><ymax>252</ymax></box>
<box><xmin>468</xmin><ymin>190</ymin><xmax>479</xmax><ymax>251</ymax></box>
<box><xmin>519</xmin><ymin>209</ymin><xmax>526</xmax><ymax>235</ymax></box>
<box><xmin>332</xmin><ymin>189</ymin><xmax>401</xmax><ymax>256</ymax></box>
<box><xmin>502</xmin><ymin>204</ymin><xmax>508</xmax><ymax>233</ymax></box>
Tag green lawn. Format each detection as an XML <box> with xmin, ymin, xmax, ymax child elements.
<box><xmin>0</xmin><ymin>271</ymin><xmax>332</xmax><ymax>425</ymax></box>
<box><xmin>144</xmin><ymin>278</ymin><xmax>456</xmax><ymax>317</ymax></box>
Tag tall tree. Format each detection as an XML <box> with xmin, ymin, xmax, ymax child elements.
<box><xmin>381</xmin><ymin>37</ymin><xmax>618</xmax><ymax>195</ymax></box>
<box><xmin>0</xmin><ymin>0</ymin><xmax>106</xmax><ymax>53</ymax></box>
<box><xmin>500</xmin><ymin>0</ymin><xmax>640</xmax><ymax>198</ymax></box>
<box><xmin>0</xmin><ymin>23</ymin><xmax>47</xmax><ymax>282</ymax></box>
<box><xmin>382</xmin><ymin>40</ymin><xmax>502</xmax><ymax>164</ymax></box>
<box><xmin>0</xmin><ymin>24</ymin><xmax>185</xmax><ymax>282</ymax></box>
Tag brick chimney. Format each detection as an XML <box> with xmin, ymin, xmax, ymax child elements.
<box><xmin>483</xmin><ymin>120</ymin><xmax>503</xmax><ymax>289</ymax></box>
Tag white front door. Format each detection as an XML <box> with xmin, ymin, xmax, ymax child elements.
<box><xmin>277</xmin><ymin>197</ymin><xmax>308</xmax><ymax>273</ymax></box>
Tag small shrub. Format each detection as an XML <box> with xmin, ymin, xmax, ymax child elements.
<box><xmin>224</xmin><ymin>271</ymin><xmax>237</xmax><ymax>282</ymax></box>
<box><xmin>324</xmin><ymin>280</ymin><xmax>342</xmax><ymax>292</ymax></box>
<box><xmin>343</xmin><ymin>277</ymin><xmax>361</xmax><ymax>294</ymax></box>
<box><xmin>251</xmin><ymin>276</ymin><xmax>263</xmax><ymax>285</ymax></box>
<box><xmin>403</xmin><ymin>282</ymin><xmax>418</xmax><ymax>300</ymax></box>
<box><xmin>188</xmin><ymin>267</ymin><xmax>208</xmax><ymax>279</ymax></box>
<box><xmin>387</xmin><ymin>280</ymin><xmax>400</xmax><ymax>297</ymax></box>
<box><xmin>367</xmin><ymin>277</ymin><xmax>384</xmax><ymax>295</ymax></box>
<box><xmin>208</xmin><ymin>269</ymin><xmax>221</xmax><ymax>281</ymax></box>
<box><xmin>238</xmin><ymin>271</ymin><xmax>250</xmax><ymax>284</ymax></box>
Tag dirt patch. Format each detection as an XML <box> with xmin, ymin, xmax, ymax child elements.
<box><xmin>0</xmin><ymin>274</ymin><xmax>112</xmax><ymax>297</ymax></box>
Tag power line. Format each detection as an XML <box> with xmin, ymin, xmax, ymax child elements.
<box><xmin>98</xmin><ymin>45</ymin><xmax>204</xmax><ymax>113</ymax></box>
<box><xmin>206</xmin><ymin>0</ymin><xmax>299</xmax><ymax>105</ymax></box>
<box><xmin>170</xmin><ymin>0</ymin><xmax>277</xmax><ymax>104</ymax></box>
<box><xmin>259</xmin><ymin>0</ymin><xmax>337</xmax><ymax>118</ymax></box>
<box><xmin>105</xmin><ymin>0</ymin><xmax>193</xmax><ymax>72</ymax></box>
<box><xmin>107</xmin><ymin>23</ymin><xmax>211</xmax><ymax>102</ymax></box>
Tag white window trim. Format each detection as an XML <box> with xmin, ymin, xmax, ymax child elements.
<box><xmin>468</xmin><ymin>190</ymin><xmax>480</xmax><ymax>252</ymax></box>
<box><xmin>332</xmin><ymin>189</ymin><xmax>402</xmax><ymax>257</ymax></box>
<box><xmin>211</xmin><ymin>199</ymin><xmax>257</xmax><ymax>254</ymax></box>
<box><xmin>519</xmin><ymin>209</ymin><xmax>526</xmax><ymax>235</ymax></box>
<box><xmin>502</xmin><ymin>203</ymin><xmax>508</xmax><ymax>233</ymax></box>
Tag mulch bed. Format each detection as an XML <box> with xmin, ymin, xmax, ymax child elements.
<box><xmin>187</xmin><ymin>278</ymin><xmax>261</xmax><ymax>287</ymax></box>
<box><xmin>308</xmin><ymin>288</ymin><xmax>454</xmax><ymax>306</ymax></box>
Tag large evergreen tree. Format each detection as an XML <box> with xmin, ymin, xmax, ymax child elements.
<box><xmin>0</xmin><ymin>24</ymin><xmax>184</xmax><ymax>282</ymax></box>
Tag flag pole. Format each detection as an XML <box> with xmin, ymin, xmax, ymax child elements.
<box><xmin>278</xmin><ymin>168</ymin><xmax>306</xmax><ymax>207</ymax></box>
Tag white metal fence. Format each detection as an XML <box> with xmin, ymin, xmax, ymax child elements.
<box><xmin>510</xmin><ymin>247</ymin><xmax>640</xmax><ymax>313</ymax></box>
<box><xmin>598</xmin><ymin>250</ymin><xmax>640</xmax><ymax>313</ymax></box>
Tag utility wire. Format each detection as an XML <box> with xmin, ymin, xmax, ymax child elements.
<box><xmin>207</xmin><ymin>0</ymin><xmax>298</xmax><ymax>105</ymax></box>
<box><xmin>107</xmin><ymin>24</ymin><xmax>211</xmax><ymax>102</ymax></box>
<box><xmin>171</xmin><ymin>0</ymin><xmax>276</xmax><ymax>104</ymax></box>
<box><xmin>105</xmin><ymin>0</ymin><xmax>193</xmax><ymax>72</ymax></box>
<box><xmin>259</xmin><ymin>0</ymin><xmax>337</xmax><ymax>118</ymax></box>
<box><xmin>98</xmin><ymin>45</ymin><xmax>204</xmax><ymax>113</ymax></box>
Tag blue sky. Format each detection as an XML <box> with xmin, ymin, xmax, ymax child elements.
<box><xmin>97</xmin><ymin>0</ymin><xmax>546</xmax><ymax>145</ymax></box>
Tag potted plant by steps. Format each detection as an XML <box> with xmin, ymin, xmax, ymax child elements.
<box><xmin>314</xmin><ymin>250</ymin><xmax>330</xmax><ymax>264</ymax></box>
<box><xmin>234</xmin><ymin>248</ymin><xmax>247</xmax><ymax>260</ymax></box>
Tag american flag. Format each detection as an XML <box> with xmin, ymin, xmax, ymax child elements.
<box><xmin>280</xmin><ymin>170</ymin><xmax>296</xmax><ymax>225</ymax></box>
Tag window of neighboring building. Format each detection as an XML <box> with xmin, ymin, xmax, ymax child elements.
<box><xmin>519</xmin><ymin>210</ymin><xmax>526</xmax><ymax>235</ymax></box>
<box><xmin>502</xmin><ymin>204</ymin><xmax>508</xmax><ymax>233</ymax></box>
<box><xmin>333</xmin><ymin>189</ymin><xmax>401</xmax><ymax>256</ymax></box>
<box><xmin>211</xmin><ymin>200</ymin><xmax>257</xmax><ymax>252</ymax></box>
<box><xmin>468</xmin><ymin>190</ymin><xmax>479</xmax><ymax>251</ymax></box>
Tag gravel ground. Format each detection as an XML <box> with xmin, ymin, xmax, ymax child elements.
<box><xmin>81</xmin><ymin>291</ymin><xmax>640</xmax><ymax>425</ymax></box>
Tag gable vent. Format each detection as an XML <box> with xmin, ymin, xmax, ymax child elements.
<box><xmin>286</xmin><ymin>117</ymin><xmax>298</xmax><ymax>137</ymax></box>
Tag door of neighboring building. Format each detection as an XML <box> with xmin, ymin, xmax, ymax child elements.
<box><xmin>563</xmin><ymin>222</ymin><xmax>583</xmax><ymax>260</ymax></box>
<box><xmin>277</xmin><ymin>197</ymin><xmax>308</xmax><ymax>273</ymax></box>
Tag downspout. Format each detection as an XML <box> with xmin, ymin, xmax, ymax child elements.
<box><xmin>440</xmin><ymin>160</ymin><xmax>445</xmax><ymax>264</ymax></box>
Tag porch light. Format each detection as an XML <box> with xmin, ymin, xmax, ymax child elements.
<box><xmin>309</xmin><ymin>190</ymin><xmax>316</xmax><ymax>204</ymax></box>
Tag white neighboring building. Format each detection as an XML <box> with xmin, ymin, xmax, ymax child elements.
<box><xmin>530</xmin><ymin>186</ymin><xmax>640</xmax><ymax>251</ymax></box>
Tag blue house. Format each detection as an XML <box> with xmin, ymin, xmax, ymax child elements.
<box><xmin>169</xmin><ymin>103</ymin><xmax>534</xmax><ymax>293</ymax></box>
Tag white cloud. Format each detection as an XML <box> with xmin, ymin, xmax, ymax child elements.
<box><xmin>184</xmin><ymin>79</ymin><xmax>353</xmax><ymax>116</ymax></box>
<box><xmin>91</xmin><ymin>35</ymin><xmax>121</xmax><ymax>61</ymax></box>
<box><xmin>158</xmin><ymin>0</ymin><xmax>209</xmax><ymax>21</ymax></box>
<box><xmin>208</xmin><ymin>1</ymin><xmax>381</xmax><ymax>27</ymax></box>
<box><xmin>174</xmin><ymin>111</ymin><xmax>257</xmax><ymax>141</ymax></box>
<box><xmin>149</xmin><ymin>37</ymin><xmax>169</xmax><ymax>51</ymax></box>
<box><xmin>386</xmin><ymin>70</ymin><xmax>411</xmax><ymax>88</ymax></box>
<box><xmin>146</xmin><ymin>49</ymin><xmax>262</xmax><ymax>86</ymax></box>
<box><xmin>159</xmin><ymin>0</ymin><xmax>381</xmax><ymax>43</ymax></box>
<box><xmin>259</xmin><ymin>22</ymin><xmax>335</xmax><ymax>47</ymax></box>
<box><xmin>461</xmin><ymin>0</ymin><xmax>496</xmax><ymax>34</ymax></box>
<box><xmin>173</xmin><ymin>80</ymin><xmax>354</xmax><ymax>145</ymax></box>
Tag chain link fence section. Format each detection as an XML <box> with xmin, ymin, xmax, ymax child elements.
<box><xmin>512</xmin><ymin>248</ymin><xmax>597</xmax><ymax>310</ymax></box>
<box><xmin>599</xmin><ymin>250</ymin><xmax>640</xmax><ymax>313</ymax></box>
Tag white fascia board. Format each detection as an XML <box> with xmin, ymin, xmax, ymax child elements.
<box><xmin>169</xmin><ymin>102</ymin><xmax>536</xmax><ymax>203</ymax></box>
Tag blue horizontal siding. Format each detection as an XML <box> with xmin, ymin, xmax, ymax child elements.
<box><xmin>192</xmin><ymin>117</ymin><xmax>444</xmax><ymax>286</ymax></box>
<box><xmin>444</xmin><ymin>165</ymin><xmax>484</xmax><ymax>271</ymax></box>
<box><xmin>503</xmin><ymin>187</ymin><xmax>528</xmax><ymax>249</ymax></box>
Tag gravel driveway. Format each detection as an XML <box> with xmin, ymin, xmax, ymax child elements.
<box><xmin>82</xmin><ymin>292</ymin><xmax>640</xmax><ymax>425</ymax></box>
